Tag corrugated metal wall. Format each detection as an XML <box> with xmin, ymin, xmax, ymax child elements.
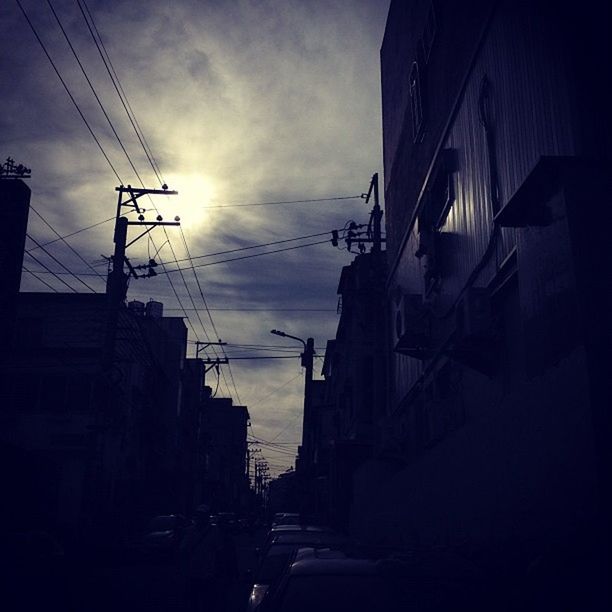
<box><xmin>389</xmin><ymin>2</ymin><xmax>578</xmax><ymax>411</ymax></box>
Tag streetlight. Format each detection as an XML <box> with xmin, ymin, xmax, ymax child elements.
<box><xmin>270</xmin><ymin>329</ymin><xmax>305</xmax><ymax>347</ymax></box>
<box><xmin>270</xmin><ymin>328</ymin><xmax>315</xmax><ymax>472</ymax></box>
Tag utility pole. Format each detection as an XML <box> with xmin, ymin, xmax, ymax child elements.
<box><xmin>270</xmin><ymin>330</ymin><xmax>315</xmax><ymax>471</ymax></box>
<box><xmin>246</xmin><ymin>447</ymin><xmax>250</xmax><ymax>486</ymax></box>
<box><xmin>364</xmin><ymin>172</ymin><xmax>383</xmax><ymax>254</ymax></box>
<box><xmin>93</xmin><ymin>184</ymin><xmax>179</xmax><ymax>537</ymax></box>
<box><xmin>335</xmin><ymin>173</ymin><xmax>385</xmax><ymax>255</ymax></box>
<box><xmin>102</xmin><ymin>185</ymin><xmax>179</xmax><ymax>376</ymax></box>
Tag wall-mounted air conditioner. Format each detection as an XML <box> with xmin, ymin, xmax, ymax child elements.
<box><xmin>451</xmin><ymin>287</ymin><xmax>497</xmax><ymax>375</ymax></box>
<box><xmin>455</xmin><ymin>287</ymin><xmax>492</xmax><ymax>341</ymax></box>
<box><xmin>390</xmin><ymin>289</ymin><xmax>429</xmax><ymax>359</ymax></box>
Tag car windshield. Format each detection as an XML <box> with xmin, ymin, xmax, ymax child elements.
<box><xmin>275</xmin><ymin>515</ymin><xmax>301</xmax><ymax>525</ymax></box>
<box><xmin>148</xmin><ymin>517</ymin><xmax>175</xmax><ymax>531</ymax></box>
<box><xmin>256</xmin><ymin>549</ymin><xmax>293</xmax><ymax>583</ymax></box>
<box><xmin>273</xmin><ymin>533</ymin><xmax>346</xmax><ymax>546</ymax></box>
<box><xmin>276</xmin><ymin>575</ymin><xmax>398</xmax><ymax>612</ymax></box>
<box><xmin>276</xmin><ymin>572</ymin><xmax>483</xmax><ymax>612</ymax></box>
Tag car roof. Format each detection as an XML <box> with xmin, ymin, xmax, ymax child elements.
<box><xmin>269</xmin><ymin>524</ymin><xmax>331</xmax><ymax>533</ymax></box>
<box><xmin>289</xmin><ymin>548</ymin><xmax>379</xmax><ymax>576</ymax></box>
<box><xmin>288</xmin><ymin>547</ymin><xmax>485</xmax><ymax>580</ymax></box>
<box><xmin>271</xmin><ymin>532</ymin><xmax>347</xmax><ymax>545</ymax></box>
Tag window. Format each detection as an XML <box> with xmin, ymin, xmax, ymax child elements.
<box><xmin>409</xmin><ymin>61</ymin><xmax>424</xmax><ymax>141</ymax></box>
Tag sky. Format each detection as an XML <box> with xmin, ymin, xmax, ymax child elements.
<box><xmin>1</xmin><ymin>0</ymin><xmax>390</xmax><ymax>476</ymax></box>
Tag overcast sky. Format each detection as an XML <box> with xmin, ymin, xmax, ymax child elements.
<box><xmin>1</xmin><ymin>0</ymin><xmax>390</xmax><ymax>475</ymax></box>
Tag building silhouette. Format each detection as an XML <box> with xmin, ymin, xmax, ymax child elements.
<box><xmin>199</xmin><ymin>393</ymin><xmax>250</xmax><ymax>512</ymax></box>
<box><xmin>0</xmin><ymin>177</ymin><xmax>251</xmax><ymax>544</ymax></box>
<box><xmin>344</xmin><ymin>0</ymin><xmax>611</xmax><ymax>574</ymax></box>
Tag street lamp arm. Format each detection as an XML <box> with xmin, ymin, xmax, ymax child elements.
<box><xmin>270</xmin><ymin>329</ymin><xmax>306</xmax><ymax>348</ymax></box>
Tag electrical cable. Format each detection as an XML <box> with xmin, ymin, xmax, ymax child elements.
<box><xmin>29</xmin><ymin>206</ymin><xmax>106</xmax><ymax>281</ymax></box>
<box><xmin>71</xmin><ymin>3</ymin><xmax>222</xmax><ymax>394</ymax></box>
<box><xmin>159</xmin><ymin>239</ymin><xmax>332</xmax><ymax>275</ymax></box>
<box><xmin>179</xmin><ymin>226</ymin><xmax>241</xmax><ymax>403</ymax></box>
<box><xmin>24</xmin><ymin>250</ymin><xmax>78</xmax><ymax>293</ymax></box>
<box><xmin>22</xmin><ymin>265</ymin><xmax>59</xmax><ymax>292</ymax></box>
<box><xmin>222</xmin><ymin>355</ymin><xmax>302</xmax><ymax>360</ymax></box>
<box><xmin>30</xmin><ymin>213</ymin><xmax>134</xmax><ymax>252</ymax></box>
<box><xmin>46</xmin><ymin>0</ymin><xmax>146</xmax><ymax>187</ymax></box>
<box><xmin>91</xmin><ymin>229</ymin><xmax>338</xmax><ymax>267</ymax></box>
<box><xmin>26</xmin><ymin>234</ymin><xmax>97</xmax><ymax>292</ymax></box>
<box><xmin>19</xmin><ymin>0</ymin><xmax>232</xmax><ymax>402</ymax></box>
<box><xmin>167</xmin><ymin>308</ymin><xmax>335</xmax><ymax>312</ymax></box>
<box><xmin>226</xmin><ymin>343</ymin><xmax>327</xmax><ymax>349</ymax></box>
<box><xmin>77</xmin><ymin>0</ymin><xmax>164</xmax><ymax>185</ymax></box>
<box><xmin>203</xmin><ymin>195</ymin><xmax>363</xmax><ymax>209</ymax></box>
<box><xmin>73</xmin><ymin>2</ymin><xmax>215</xmax><ymax>384</ymax></box>
<box><xmin>248</xmin><ymin>372</ymin><xmax>303</xmax><ymax>410</ymax></box>
<box><xmin>15</xmin><ymin>0</ymin><xmax>123</xmax><ymax>184</ymax></box>
<box><xmin>63</xmin><ymin>0</ymin><xmax>235</xmax><ymax>399</ymax></box>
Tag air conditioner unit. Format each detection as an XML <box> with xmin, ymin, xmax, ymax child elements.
<box><xmin>451</xmin><ymin>287</ymin><xmax>497</xmax><ymax>376</ymax></box>
<box><xmin>391</xmin><ymin>289</ymin><xmax>429</xmax><ymax>358</ymax></box>
<box><xmin>455</xmin><ymin>287</ymin><xmax>492</xmax><ymax>341</ymax></box>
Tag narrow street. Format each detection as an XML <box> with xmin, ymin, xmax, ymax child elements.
<box><xmin>71</xmin><ymin>529</ymin><xmax>265</xmax><ymax>612</ymax></box>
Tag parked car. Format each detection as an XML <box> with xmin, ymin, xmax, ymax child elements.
<box><xmin>140</xmin><ymin>514</ymin><xmax>192</xmax><ymax>558</ymax></box>
<box><xmin>247</xmin><ymin>530</ymin><xmax>350</xmax><ymax>611</ymax></box>
<box><xmin>271</xmin><ymin>512</ymin><xmax>301</xmax><ymax>527</ymax></box>
<box><xmin>216</xmin><ymin>512</ymin><xmax>239</xmax><ymax>533</ymax></box>
<box><xmin>260</xmin><ymin>546</ymin><xmax>489</xmax><ymax>612</ymax></box>
<box><xmin>258</xmin><ymin>525</ymin><xmax>337</xmax><ymax>558</ymax></box>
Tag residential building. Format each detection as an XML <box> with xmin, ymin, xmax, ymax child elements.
<box><xmin>320</xmin><ymin>249</ymin><xmax>388</xmax><ymax>530</ymax></box>
<box><xmin>351</xmin><ymin>0</ymin><xmax>611</xmax><ymax>570</ymax></box>
<box><xmin>199</xmin><ymin>393</ymin><xmax>250</xmax><ymax>512</ymax></box>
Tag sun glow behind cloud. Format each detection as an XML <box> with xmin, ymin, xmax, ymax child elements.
<box><xmin>2</xmin><ymin>0</ymin><xmax>390</xmax><ymax>473</ymax></box>
<box><xmin>167</xmin><ymin>172</ymin><xmax>216</xmax><ymax>231</ymax></box>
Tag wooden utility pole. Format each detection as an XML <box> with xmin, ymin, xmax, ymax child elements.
<box><xmin>102</xmin><ymin>185</ymin><xmax>179</xmax><ymax>376</ymax></box>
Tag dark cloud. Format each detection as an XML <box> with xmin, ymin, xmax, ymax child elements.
<box><xmin>3</xmin><ymin>0</ymin><xmax>390</xmax><ymax>473</ymax></box>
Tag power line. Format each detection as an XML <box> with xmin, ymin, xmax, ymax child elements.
<box><xmin>179</xmin><ymin>226</ymin><xmax>239</xmax><ymax>402</ymax></box>
<box><xmin>46</xmin><ymin>0</ymin><xmax>145</xmax><ymax>186</ymax></box>
<box><xmin>167</xmin><ymin>308</ymin><xmax>335</xmax><ymax>312</ymax></box>
<box><xmin>75</xmin><ymin>0</ymin><xmax>227</xmax><ymax>395</ymax></box>
<box><xmin>92</xmin><ymin>230</ymin><xmax>334</xmax><ymax>267</ymax></box>
<box><xmin>15</xmin><ymin>0</ymin><xmax>123</xmax><ymax>183</ymax></box>
<box><xmin>29</xmin><ymin>206</ymin><xmax>106</xmax><ymax>281</ymax></box>
<box><xmin>26</xmin><ymin>233</ymin><xmax>97</xmax><ymax>292</ymax></box>
<box><xmin>73</xmin><ymin>2</ymin><xmax>214</xmax><ymax>382</ymax></box>
<box><xmin>77</xmin><ymin>0</ymin><xmax>164</xmax><ymax>185</ymax></box>
<box><xmin>159</xmin><ymin>239</ymin><xmax>331</xmax><ymax>275</ymax></box>
<box><xmin>22</xmin><ymin>265</ymin><xmax>59</xmax><ymax>292</ymax></box>
<box><xmin>28</xmin><ymin>214</ymin><xmax>128</xmax><ymax>251</ymax></box>
<box><xmin>249</xmin><ymin>372</ymin><xmax>303</xmax><ymax>410</ymax></box>
<box><xmin>223</xmin><ymin>355</ymin><xmax>301</xmax><ymax>360</ymax></box>
<box><xmin>24</xmin><ymin>250</ymin><xmax>78</xmax><ymax>293</ymax></box>
<box><xmin>252</xmin><ymin>445</ymin><xmax>298</xmax><ymax>457</ymax></box>
<box><xmin>19</xmin><ymin>0</ymin><xmax>232</xmax><ymax>400</ymax></box>
<box><xmin>204</xmin><ymin>195</ymin><xmax>363</xmax><ymax>209</ymax></box>
<box><xmin>226</xmin><ymin>344</ymin><xmax>327</xmax><ymax>350</ymax></box>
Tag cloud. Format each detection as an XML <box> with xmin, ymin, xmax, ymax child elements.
<box><xmin>3</xmin><ymin>0</ymin><xmax>390</xmax><ymax>474</ymax></box>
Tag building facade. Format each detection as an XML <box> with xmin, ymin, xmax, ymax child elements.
<box><xmin>350</xmin><ymin>0</ymin><xmax>611</xmax><ymax>569</ymax></box>
<box><xmin>319</xmin><ymin>249</ymin><xmax>388</xmax><ymax>529</ymax></box>
<box><xmin>199</xmin><ymin>394</ymin><xmax>250</xmax><ymax>513</ymax></box>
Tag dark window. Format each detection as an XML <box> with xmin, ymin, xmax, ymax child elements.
<box><xmin>409</xmin><ymin>62</ymin><xmax>424</xmax><ymax>141</ymax></box>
